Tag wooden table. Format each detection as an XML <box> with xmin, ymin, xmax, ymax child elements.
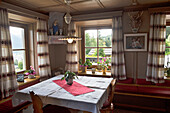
<box><xmin>13</xmin><ymin>75</ymin><xmax>113</xmax><ymax>113</ymax></box>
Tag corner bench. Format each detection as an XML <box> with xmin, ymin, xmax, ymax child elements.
<box><xmin>0</xmin><ymin>76</ymin><xmax>40</xmax><ymax>113</ymax></box>
<box><xmin>114</xmin><ymin>78</ymin><xmax>170</xmax><ymax>112</ymax></box>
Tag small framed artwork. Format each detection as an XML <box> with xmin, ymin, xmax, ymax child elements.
<box><xmin>17</xmin><ymin>74</ymin><xmax>24</xmax><ymax>82</ymax></box>
<box><xmin>124</xmin><ymin>33</ymin><xmax>147</xmax><ymax>51</ymax></box>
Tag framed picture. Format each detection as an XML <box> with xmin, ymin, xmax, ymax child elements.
<box><xmin>124</xmin><ymin>33</ymin><xmax>147</xmax><ymax>51</ymax></box>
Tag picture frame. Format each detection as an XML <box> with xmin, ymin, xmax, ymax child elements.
<box><xmin>17</xmin><ymin>74</ymin><xmax>24</xmax><ymax>82</ymax></box>
<box><xmin>124</xmin><ymin>33</ymin><xmax>147</xmax><ymax>51</ymax></box>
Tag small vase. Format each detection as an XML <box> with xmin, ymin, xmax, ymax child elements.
<box><xmin>81</xmin><ymin>66</ymin><xmax>87</xmax><ymax>72</ymax></box>
<box><xmin>167</xmin><ymin>69</ymin><xmax>170</xmax><ymax>77</ymax></box>
<box><xmin>28</xmin><ymin>74</ymin><xmax>35</xmax><ymax>79</ymax></box>
<box><xmin>102</xmin><ymin>68</ymin><xmax>107</xmax><ymax>74</ymax></box>
<box><xmin>65</xmin><ymin>77</ymin><xmax>73</xmax><ymax>85</ymax></box>
<box><xmin>92</xmin><ymin>68</ymin><xmax>96</xmax><ymax>74</ymax></box>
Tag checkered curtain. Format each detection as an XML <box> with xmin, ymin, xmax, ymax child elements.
<box><xmin>37</xmin><ymin>20</ymin><xmax>51</xmax><ymax>80</ymax></box>
<box><xmin>146</xmin><ymin>13</ymin><xmax>166</xmax><ymax>83</ymax></box>
<box><xmin>0</xmin><ymin>8</ymin><xmax>18</xmax><ymax>99</ymax></box>
<box><xmin>65</xmin><ymin>22</ymin><xmax>78</xmax><ymax>73</ymax></box>
<box><xmin>65</xmin><ymin>41</ymin><xmax>78</xmax><ymax>73</ymax></box>
<box><xmin>111</xmin><ymin>16</ymin><xmax>126</xmax><ymax>80</ymax></box>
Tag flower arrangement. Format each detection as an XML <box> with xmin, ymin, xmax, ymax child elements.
<box><xmin>61</xmin><ymin>70</ymin><xmax>78</xmax><ymax>85</ymax></box>
<box><xmin>97</xmin><ymin>57</ymin><xmax>111</xmax><ymax>70</ymax></box>
<box><xmin>24</xmin><ymin>66</ymin><xmax>36</xmax><ymax>76</ymax></box>
<box><xmin>61</xmin><ymin>70</ymin><xmax>78</xmax><ymax>80</ymax></box>
<box><xmin>79</xmin><ymin>59</ymin><xmax>92</xmax><ymax>68</ymax></box>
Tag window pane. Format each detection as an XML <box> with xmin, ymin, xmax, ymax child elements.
<box><xmin>85</xmin><ymin>48</ymin><xmax>97</xmax><ymax>64</ymax></box>
<box><xmin>165</xmin><ymin>26</ymin><xmax>170</xmax><ymax>68</ymax></box>
<box><xmin>85</xmin><ymin>30</ymin><xmax>97</xmax><ymax>47</ymax></box>
<box><xmin>99</xmin><ymin>48</ymin><xmax>112</xmax><ymax>69</ymax></box>
<box><xmin>99</xmin><ymin>48</ymin><xmax>112</xmax><ymax>58</ymax></box>
<box><xmin>10</xmin><ymin>26</ymin><xmax>25</xmax><ymax>49</ymax></box>
<box><xmin>98</xmin><ymin>29</ymin><xmax>112</xmax><ymax>47</ymax></box>
<box><xmin>166</xmin><ymin>26</ymin><xmax>170</xmax><ymax>40</ymax></box>
<box><xmin>13</xmin><ymin>51</ymin><xmax>26</xmax><ymax>72</ymax></box>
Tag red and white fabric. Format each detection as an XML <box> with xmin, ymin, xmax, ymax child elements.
<box><xmin>146</xmin><ymin>13</ymin><xmax>166</xmax><ymax>83</ymax></box>
<box><xmin>65</xmin><ymin>22</ymin><xmax>78</xmax><ymax>73</ymax></box>
<box><xmin>37</xmin><ymin>20</ymin><xmax>51</xmax><ymax>80</ymax></box>
<box><xmin>0</xmin><ymin>8</ymin><xmax>18</xmax><ymax>99</ymax></box>
<box><xmin>65</xmin><ymin>41</ymin><xmax>78</xmax><ymax>73</ymax></box>
<box><xmin>111</xmin><ymin>16</ymin><xmax>126</xmax><ymax>80</ymax></box>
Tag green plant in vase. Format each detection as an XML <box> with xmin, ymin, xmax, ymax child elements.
<box><xmin>61</xmin><ymin>70</ymin><xmax>78</xmax><ymax>85</ymax></box>
<box><xmin>24</xmin><ymin>66</ymin><xmax>36</xmax><ymax>79</ymax></box>
<box><xmin>97</xmin><ymin>57</ymin><xmax>110</xmax><ymax>74</ymax></box>
<box><xmin>79</xmin><ymin>59</ymin><xmax>92</xmax><ymax>72</ymax></box>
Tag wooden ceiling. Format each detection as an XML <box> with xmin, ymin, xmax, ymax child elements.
<box><xmin>2</xmin><ymin>0</ymin><xmax>170</xmax><ymax>15</ymax></box>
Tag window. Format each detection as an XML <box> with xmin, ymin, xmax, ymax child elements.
<box><xmin>10</xmin><ymin>26</ymin><xmax>26</xmax><ymax>72</ymax></box>
<box><xmin>84</xmin><ymin>29</ymin><xmax>112</xmax><ymax>65</ymax></box>
<box><xmin>165</xmin><ymin>26</ymin><xmax>170</xmax><ymax>67</ymax></box>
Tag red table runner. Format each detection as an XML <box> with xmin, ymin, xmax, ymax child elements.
<box><xmin>53</xmin><ymin>80</ymin><xmax>95</xmax><ymax>96</ymax></box>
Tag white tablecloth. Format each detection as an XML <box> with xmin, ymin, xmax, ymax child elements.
<box><xmin>12</xmin><ymin>75</ymin><xmax>113</xmax><ymax>113</ymax></box>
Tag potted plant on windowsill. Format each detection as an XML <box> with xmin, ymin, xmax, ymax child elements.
<box><xmin>61</xmin><ymin>70</ymin><xmax>78</xmax><ymax>85</ymax></box>
<box><xmin>97</xmin><ymin>57</ymin><xmax>110</xmax><ymax>74</ymax></box>
<box><xmin>24</xmin><ymin>66</ymin><xmax>36</xmax><ymax>79</ymax></box>
<box><xmin>79</xmin><ymin>59</ymin><xmax>92</xmax><ymax>72</ymax></box>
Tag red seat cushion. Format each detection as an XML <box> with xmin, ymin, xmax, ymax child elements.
<box><xmin>43</xmin><ymin>104</ymin><xmax>71</xmax><ymax>113</ymax></box>
<box><xmin>156</xmin><ymin>80</ymin><xmax>170</xmax><ymax>87</ymax></box>
<box><xmin>0</xmin><ymin>99</ymin><xmax>31</xmax><ymax>113</ymax></box>
<box><xmin>166</xmin><ymin>80</ymin><xmax>170</xmax><ymax>87</ymax></box>
<box><xmin>0</xmin><ymin>99</ymin><xmax>12</xmax><ymax>113</ymax></box>
<box><xmin>138</xmin><ymin>86</ymin><xmax>170</xmax><ymax>97</ymax></box>
<box><xmin>115</xmin><ymin>84</ymin><xmax>138</xmax><ymax>93</ymax></box>
<box><xmin>136</xmin><ymin>79</ymin><xmax>153</xmax><ymax>85</ymax></box>
<box><xmin>118</xmin><ymin>78</ymin><xmax>133</xmax><ymax>84</ymax></box>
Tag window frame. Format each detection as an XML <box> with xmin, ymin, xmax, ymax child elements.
<box><xmin>10</xmin><ymin>22</ymin><xmax>29</xmax><ymax>73</ymax></box>
<box><xmin>82</xmin><ymin>26</ymin><xmax>112</xmax><ymax>67</ymax></box>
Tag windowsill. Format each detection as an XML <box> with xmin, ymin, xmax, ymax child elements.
<box><xmin>17</xmin><ymin>75</ymin><xmax>40</xmax><ymax>87</ymax></box>
<box><xmin>16</xmin><ymin>70</ymin><xmax>26</xmax><ymax>74</ymax></box>
<box><xmin>164</xmin><ymin>76</ymin><xmax>170</xmax><ymax>80</ymax></box>
<box><xmin>78</xmin><ymin>70</ymin><xmax>111</xmax><ymax>78</ymax></box>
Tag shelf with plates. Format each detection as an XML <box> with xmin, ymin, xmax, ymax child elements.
<box><xmin>48</xmin><ymin>35</ymin><xmax>67</xmax><ymax>44</ymax></box>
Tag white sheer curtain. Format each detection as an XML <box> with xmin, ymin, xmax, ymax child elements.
<box><xmin>146</xmin><ymin>13</ymin><xmax>166</xmax><ymax>83</ymax></box>
<box><xmin>0</xmin><ymin>8</ymin><xmax>18</xmax><ymax>99</ymax></box>
<box><xmin>111</xmin><ymin>16</ymin><xmax>126</xmax><ymax>80</ymax></box>
<box><xmin>37</xmin><ymin>19</ymin><xmax>51</xmax><ymax>80</ymax></box>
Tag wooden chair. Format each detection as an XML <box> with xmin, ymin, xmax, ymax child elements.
<box><xmin>29</xmin><ymin>91</ymin><xmax>71</xmax><ymax>113</ymax></box>
<box><xmin>100</xmin><ymin>79</ymin><xmax>116</xmax><ymax>113</ymax></box>
<box><xmin>0</xmin><ymin>97</ymin><xmax>32</xmax><ymax>113</ymax></box>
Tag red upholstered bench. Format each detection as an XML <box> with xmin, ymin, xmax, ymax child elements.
<box><xmin>115</xmin><ymin>78</ymin><xmax>170</xmax><ymax>112</ymax></box>
<box><xmin>117</xmin><ymin>78</ymin><xmax>134</xmax><ymax>84</ymax></box>
<box><xmin>0</xmin><ymin>97</ymin><xmax>31</xmax><ymax>113</ymax></box>
<box><xmin>115</xmin><ymin>78</ymin><xmax>170</xmax><ymax>99</ymax></box>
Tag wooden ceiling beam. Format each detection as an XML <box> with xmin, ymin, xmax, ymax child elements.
<box><xmin>72</xmin><ymin>1</ymin><xmax>170</xmax><ymax>15</ymax></box>
<box><xmin>52</xmin><ymin>0</ymin><xmax>78</xmax><ymax>12</ymax></box>
<box><xmin>124</xmin><ymin>1</ymin><xmax>170</xmax><ymax>12</ymax></box>
<box><xmin>0</xmin><ymin>1</ymin><xmax>49</xmax><ymax>20</ymax></box>
<box><xmin>95</xmin><ymin>0</ymin><xmax>105</xmax><ymax>8</ymax></box>
<box><xmin>70</xmin><ymin>0</ymin><xmax>92</xmax><ymax>5</ymax></box>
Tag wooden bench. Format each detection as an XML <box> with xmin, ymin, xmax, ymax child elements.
<box><xmin>0</xmin><ymin>76</ymin><xmax>40</xmax><ymax>113</ymax></box>
<box><xmin>114</xmin><ymin>78</ymin><xmax>170</xmax><ymax>112</ymax></box>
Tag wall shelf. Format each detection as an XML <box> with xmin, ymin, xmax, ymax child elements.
<box><xmin>48</xmin><ymin>36</ymin><xmax>67</xmax><ymax>44</ymax></box>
